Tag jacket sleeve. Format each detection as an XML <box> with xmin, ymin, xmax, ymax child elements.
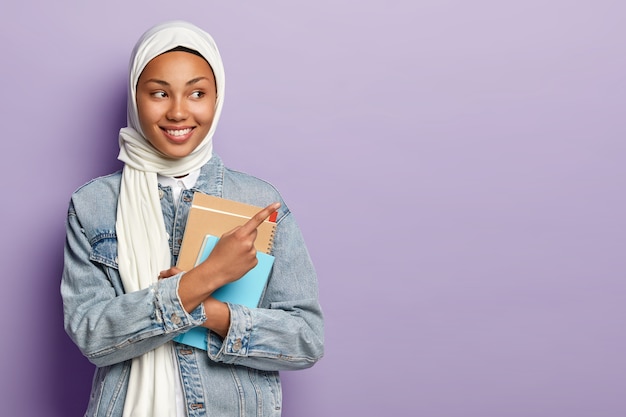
<box><xmin>206</xmin><ymin>210</ymin><xmax>324</xmax><ymax>371</ymax></box>
<box><xmin>61</xmin><ymin>200</ymin><xmax>206</xmax><ymax>368</ymax></box>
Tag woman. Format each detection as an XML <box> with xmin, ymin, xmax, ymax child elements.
<box><xmin>61</xmin><ymin>20</ymin><xmax>323</xmax><ymax>417</ymax></box>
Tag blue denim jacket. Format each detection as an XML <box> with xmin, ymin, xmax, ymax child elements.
<box><xmin>61</xmin><ymin>154</ymin><xmax>324</xmax><ymax>417</ymax></box>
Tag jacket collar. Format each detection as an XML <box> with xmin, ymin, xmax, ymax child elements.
<box><xmin>192</xmin><ymin>153</ymin><xmax>224</xmax><ymax>197</ymax></box>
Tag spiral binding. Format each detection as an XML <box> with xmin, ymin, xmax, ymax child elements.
<box><xmin>264</xmin><ymin>223</ymin><xmax>277</xmax><ymax>254</ymax></box>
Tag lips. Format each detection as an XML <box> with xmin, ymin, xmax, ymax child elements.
<box><xmin>161</xmin><ymin>127</ymin><xmax>195</xmax><ymax>142</ymax></box>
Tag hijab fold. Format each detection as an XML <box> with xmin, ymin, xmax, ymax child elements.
<box><xmin>115</xmin><ymin>21</ymin><xmax>225</xmax><ymax>417</ymax></box>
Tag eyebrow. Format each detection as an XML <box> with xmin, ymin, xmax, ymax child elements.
<box><xmin>143</xmin><ymin>77</ymin><xmax>212</xmax><ymax>87</ymax></box>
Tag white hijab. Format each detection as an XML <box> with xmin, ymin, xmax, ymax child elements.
<box><xmin>115</xmin><ymin>21</ymin><xmax>225</xmax><ymax>417</ymax></box>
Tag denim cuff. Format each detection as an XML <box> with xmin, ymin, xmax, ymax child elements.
<box><xmin>207</xmin><ymin>303</ymin><xmax>252</xmax><ymax>362</ymax></box>
<box><xmin>153</xmin><ymin>273</ymin><xmax>206</xmax><ymax>332</ymax></box>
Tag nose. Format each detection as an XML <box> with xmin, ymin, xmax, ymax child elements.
<box><xmin>166</xmin><ymin>97</ymin><xmax>188</xmax><ymax>121</ymax></box>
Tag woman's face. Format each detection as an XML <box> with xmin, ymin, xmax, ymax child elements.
<box><xmin>136</xmin><ymin>51</ymin><xmax>217</xmax><ymax>159</ymax></box>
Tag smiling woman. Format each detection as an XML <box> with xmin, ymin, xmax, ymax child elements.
<box><xmin>136</xmin><ymin>50</ymin><xmax>218</xmax><ymax>159</ymax></box>
<box><xmin>60</xmin><ymin>20</ymin><xmax>323</xmax><ymax>417</ymax></box>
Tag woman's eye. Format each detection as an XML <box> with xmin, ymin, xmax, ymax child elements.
<box><xmin>191</xmin><ymin>91</ymin><xmax>205</xmax><ymax>99</ymax></box>
<box><xmin>151</xmin><ymin>91</ymin><xmax>167</xmax><ymax>98</ymax></box>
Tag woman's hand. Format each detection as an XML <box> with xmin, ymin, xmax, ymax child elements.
<box><xmin>200</xmin><ymin>202</ymin><xmax>280</xmax><ymax>288</ymax></box>
<box><xmin>176</xmin><ymin>202</ymin><xmax>280</xmax><ymax>313</ymax></box>
<box><xmin>159</xmin><ymin>266</ymin><xmax>183</xmax><ymax>279</ymax></box>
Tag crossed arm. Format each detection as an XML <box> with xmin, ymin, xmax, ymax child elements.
<box><xmin>159</xmin><ymin>202</ymin><xmax>281</xmax><ymax>337</ymax></box>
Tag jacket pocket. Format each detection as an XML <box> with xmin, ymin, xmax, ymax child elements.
<box><xmin>89</xmin><ymin>232</ymin><xmax>119</xmax><ymax>269</ymax></box>
<box><xmin>248</xmin><ymin>369</ymin><xmax>282</xmax><ymax>415</ymax></box>
<box><xmin>85</xmin><ymin>362</ymin><xmax>130</xmax><ymax>417</ymax></box>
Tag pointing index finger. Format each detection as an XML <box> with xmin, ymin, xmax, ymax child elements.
<box><xmin>240</xmin><ymin>202</ymin><xmax>281</xmax><ymax>234</ymax></box>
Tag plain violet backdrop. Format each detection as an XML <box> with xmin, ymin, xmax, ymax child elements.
<box><xmin>1</xmin><ymin>1</ymin><xmax>625</xmax><ymax>416</ymax></box>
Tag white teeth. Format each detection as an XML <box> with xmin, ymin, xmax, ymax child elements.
<box><xmin>166</xmin><ymin>128</ymin><xmax>192</xmax><ymax>137</ymax></box>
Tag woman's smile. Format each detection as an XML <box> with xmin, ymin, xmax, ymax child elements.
<box><xmin>161</xmin><ymin>126</ymin><xmax>196</xmax><ymax>142</ymax></box>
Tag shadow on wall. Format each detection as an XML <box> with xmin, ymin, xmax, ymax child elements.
<box><xmin>81</xmin><ymin>75</ymin><xmax>127</xmax><ymax>178</ymax></box>
<box><xmin>58</xmin><ymin>73</ymin><xmax>128</xmax><ymax>185</ymax></box>
<box><xmin>40</xmin><ymin>83</ymin><xmax>128</xmax><ymax>416</ymax></box>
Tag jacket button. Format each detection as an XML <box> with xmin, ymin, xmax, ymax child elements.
<box><xmin>158</xmin><ymin>189</ymin><xmax>164</xmax><ymax>199</ymax></box>
<box><xmin>232</xmin><ymin>338</ymin><xmax>242</xmax><ymax>352</ymax></box>
<box><xmin>171</xmin><ymin>314</ymin><xmax>181</xmax><ymax>325</ymax></box>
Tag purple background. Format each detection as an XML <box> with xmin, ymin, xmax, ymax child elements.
<box><xmin>2</xmin><ymin>1</ymin><xmax>625</xmax><ymax>416</ymax></box>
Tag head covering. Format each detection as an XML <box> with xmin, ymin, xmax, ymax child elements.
<box><xmin>115</xmin><ymin>21</ymin><xmax>225</xmax><ymax>417</ymax></box>
<box><xmin>118</xmin><ymin>20</ymin><xmax>225</xmax><ymax>175</ymax></box>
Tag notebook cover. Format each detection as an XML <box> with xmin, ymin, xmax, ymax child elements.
<box><xmin>177</xmin><ymin>193</ymin><xmax>277</xmax><ymax>272</ymax></box>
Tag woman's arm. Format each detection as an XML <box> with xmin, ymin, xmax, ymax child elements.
<box><xmin>174</xmin><ymin>203</ymin><xmax>280</xmax><ymax>314</ymax></box>
<box><xmin>203</xmin><ymin>211</ymin><xmax>324</xmax><ymax>371</ymax></box>
<box><xmin>62</xmin><ymin>195</ymin><xmax>323</xmax><ymax>370</ymax></box>
<box><xmin>158</xmin><ymin>203</ymin><xmax>281</xmax><ymax>338</ymax></box>
<box><xmin>61</xmin><ymin>201</ymin><xmax>205</xmax><ymax>368</ymax></box>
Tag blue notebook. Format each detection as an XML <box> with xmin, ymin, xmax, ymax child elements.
<box><xmin>173</xmin><ymin>235</ymin><xmax>274</xmax><ymax>350</ymax></box>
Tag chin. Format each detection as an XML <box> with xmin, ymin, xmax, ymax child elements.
<box><xmin>163</xmin><ymin>150</ymin><xmax>193</xmax><ymax>159</ymax></box>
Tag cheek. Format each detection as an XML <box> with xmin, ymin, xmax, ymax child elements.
<box><xmin>137</xmin><ymin>102</ymin><xmax>160</xmax><ymax>130</ymax></box>
<box><xmin>195</xmin><ymin>103</ymin><xmax>216</xmax><ymax>125</ymax></box>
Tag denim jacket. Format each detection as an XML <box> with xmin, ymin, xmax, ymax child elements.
<box><xmin>61</xmin><ymin>154</ymin><xmax>324</xmax><ymax>417</ymax></box>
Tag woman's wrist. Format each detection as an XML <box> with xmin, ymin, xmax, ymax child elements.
<box><xmin>201</xmin><ymin>298</ymin><xmax>231</xmax><ymax>338</ymax></box>
<box><xmin>177</xmin><ymin>264</ymin><xmax>222</xmax><ymax>313</ymax></box>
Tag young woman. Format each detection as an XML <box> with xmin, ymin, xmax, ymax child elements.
<box><xmin>61</xmin><ymin>21</ymin><xmax>324</xmax><ymax>417</ymax></box>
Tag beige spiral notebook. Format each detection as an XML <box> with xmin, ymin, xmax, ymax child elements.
<box><xmin>177</xmin><ymin>192</ymin><xmax>277</xmax><ymax>272</ymax></box>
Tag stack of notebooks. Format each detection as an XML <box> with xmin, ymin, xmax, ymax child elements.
<box><xmin>173</xmin><ymin>192</ymin><xmax>277</xmax><ymax>350</ymax></box>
